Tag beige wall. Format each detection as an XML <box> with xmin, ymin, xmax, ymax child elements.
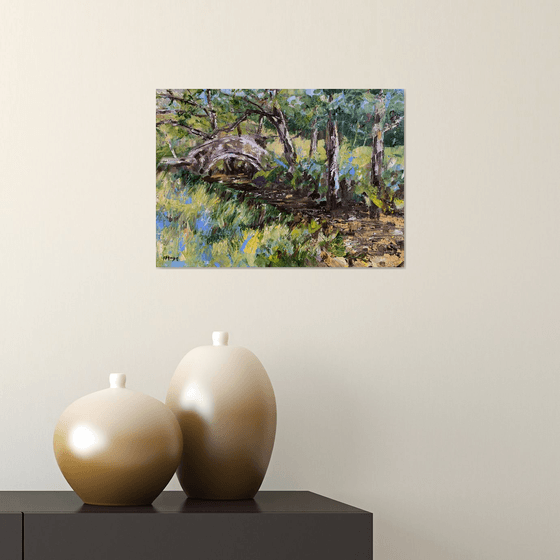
<box><xmin>1</xmin><ymin>0</ymin><xmax>559</xmax><ymax>558</ymax></box>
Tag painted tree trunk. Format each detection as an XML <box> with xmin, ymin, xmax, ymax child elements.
<box><xmin>309</xmin><ymin>125</ymin><xmax>318</xmax><ymax>158</ymax></box>
<box><xmin>352</xmin><ymin>124</ymin><xmax>360</xmax><ymax>149</ymax></box>
<box><xmin>325</xmin><ymin>115</ymin><xmax>340</xmax><ymax>210</ymax></box>
<box><xmin>271</xmin><ymin>105</ymin><xmax>296</xmax><ymax>174</ymax></box>
<box><xmin>167</xmin><ymin>139</ymin><xmax>177</xmax><ymax>158</ymax></box>
<box><xmin>371</xmin><ymin>103</ymin><xmax>386</xmax><ymax>189</ymax></box>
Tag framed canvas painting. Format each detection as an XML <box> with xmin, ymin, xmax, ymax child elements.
<box><xmin>156</xmin><ymin>89</ymin><xmax>404</xmax><ymax>268</ymax></box>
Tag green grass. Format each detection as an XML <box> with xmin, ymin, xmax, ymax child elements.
<box><xmin>156</xmin><ymin>172</ymin><xmax>342</xmax><ymax>267</ymax></box>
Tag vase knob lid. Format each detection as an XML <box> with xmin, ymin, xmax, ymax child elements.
<box><xmin>109</xmin><ymin>373</ymin><xmax>126</xmax><ymax>388</ymax></box>
<box><xmin>212</xmin><ymin>332</ymin><xmax>229</xmax><ymax>346</ymax></box>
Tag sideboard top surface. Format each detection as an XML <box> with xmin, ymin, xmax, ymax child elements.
<box><xmin>0</xmin><ymin>491</ymin><xmax>370</xmax><ymax>515</ymax></box>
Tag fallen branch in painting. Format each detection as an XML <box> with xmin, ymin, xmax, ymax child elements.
<box><xmin>158</xmin><ymin>135</ymin><xmax>269</xmax><ymax>176</ymax></box>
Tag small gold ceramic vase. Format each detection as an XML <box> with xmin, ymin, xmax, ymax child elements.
<box><xmin>166</xmin><ymin>332</ymin><xmax>277</xmax><ymax>500</ymax></box>
<box><xmin>53</xmin><ymin>373</ymin><xmax>183</xmax><ymax>506</ymax></box>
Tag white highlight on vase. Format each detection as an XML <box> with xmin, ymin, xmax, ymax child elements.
<box><xmin>180</xmin><ymin>381</ymin><xmax>214</xmax><ymax>417</ymax></box>
<box><xmin>185</xmin><ymin>383</ymin><xmax>204</xmax><ymax>403</ymax></box>
<box><xmin>70</xmin><ymin>425</ymin><xmax>106</xmax><ymax>457</ymax></box>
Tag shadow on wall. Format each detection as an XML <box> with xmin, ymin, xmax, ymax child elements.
<box><xmin>375</xmin><ymin>517</ymin><xmax>470</xmax><ymax>560</ymax></box>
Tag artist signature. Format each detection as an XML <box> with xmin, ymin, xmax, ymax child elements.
<box><xmin>162</xmin><ymin>256</ymin><xmax>179</xmax><ymax>261</ymax></box>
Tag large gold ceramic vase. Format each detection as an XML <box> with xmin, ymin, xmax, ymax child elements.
<box><xmin>53</xmin><ymin>373</ymin><xmax>183</xmax><ymax>506</ymax></box>
<box><xmin>166</xmin><ymin>332</ymin><xmax>277</xmax><ymax>500</ymax></box>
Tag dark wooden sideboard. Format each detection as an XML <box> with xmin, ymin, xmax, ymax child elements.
<box><xmin>0</xmin><ymin>491</ymin><xmax>372</xmax><ymax>560</ymax></box>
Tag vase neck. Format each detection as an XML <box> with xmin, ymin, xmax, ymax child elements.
<box><xmin>212</xmin><ymin>332</ymin><xmax>229</xmax><ymax>346</ymax></box>
<box><xmin>109</xmin><ymin>373</ymin><xmax>126</xmax><ymax>388</ymax></box>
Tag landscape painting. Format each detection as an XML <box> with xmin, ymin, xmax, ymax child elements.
<box><xmin>156</xmin><ymin>89</ymin><xmax>404</xmax><ymax>267</ymax></box>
